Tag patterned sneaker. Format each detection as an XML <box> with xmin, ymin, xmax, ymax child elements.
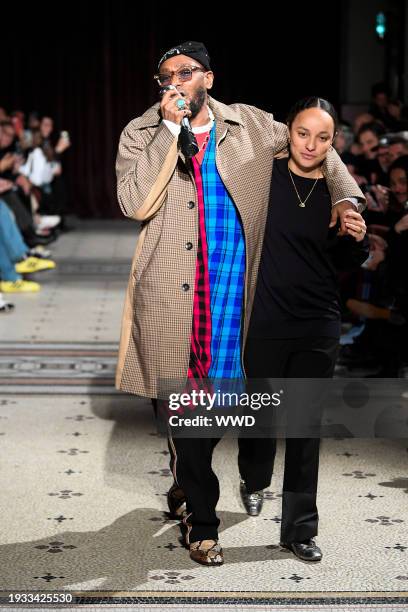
<box><xmin>15</xmin><ymin>257</ymin><xmax>56</xmax><ymax>274</ymax></box>
<box><xmin>0</xmin><ymin>280</ymin><xmax>40</xmax><ymax>293</ymax></box>
<box><xmin>189</xmin><ymin>540</ymin><xmax>224</xmax><ymax>566</ymax></box>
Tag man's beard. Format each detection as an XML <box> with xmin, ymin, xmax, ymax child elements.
<box><xmin>189</xmin><ymin>87</ymin><xmax>207</xmax><ymax>119</ymax></box>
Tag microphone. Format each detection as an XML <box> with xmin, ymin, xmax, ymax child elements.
<box><xmin>160</xmin><ymin>86</ymin><xmax>199</xmax><ymax>158</ymax></box>
<box><xmin>179</xmin><ymin>117</ymin><xmax>200</xmax><ymax>158</ymax></box>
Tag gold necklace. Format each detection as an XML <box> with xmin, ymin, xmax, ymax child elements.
<box><xmin>288</xmin><ymin>166</ymin><xmax>320</xmax><ymax>207</ymax></box>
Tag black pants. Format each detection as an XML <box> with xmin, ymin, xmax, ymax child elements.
<box><xmin>168</xmin><ymin>433</ymin><xmax>222</xmax><ymax>543</ymax></box>
<box><xmin>242</xmin><ymin>335</ymin><xmax>339</xmax><ymax>543</ymax></box>
<box><xmin>165</xmin><ymin>397</ymin><xmax>254</xmax><ymax>543</ymax></box>
<box><xmin>165</xmin><ymin>336</ymin><xmax>338</xmax><ymax>543</ymax></box>
<box><xmin>2</xmin><ymin>191</ymin><xmax>33</xmax><ymax>234</ymax></box>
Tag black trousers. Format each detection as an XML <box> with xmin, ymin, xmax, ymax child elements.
<box><xmin>242</xmin><ymin>335</ymin><xmax>339</xmax><ymax>543</ymax></box>
<box><xmin>2</xmin><ymin>191</ymin><xmax>33</xmax><ymax>234</ymax></box>
<box><xmin>165</xmin><ymin>397</ymin><xmax>249</xmax><ymax>543</ymax></box>
<box><xmin>165</xmin><ymin>335</ymin><xmax>338</xmax><ymax>543</ymax></box>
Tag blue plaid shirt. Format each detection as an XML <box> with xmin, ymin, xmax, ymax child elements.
<box><xmin>200</xmin><ymin>127</ymin><xmax>246</xmax><ymax>378</ymax></box>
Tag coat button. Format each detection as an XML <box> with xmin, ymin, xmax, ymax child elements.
<box><xmin>187</xmin><ymin>201</ymin><xmax>195</xmax><ymax>209</ymax></box>
<box><xmin>182</xmin><ymin>283</ymin><xmax>190</xmax><ymax>292</ymax></box>
<box><xmin>185</xmin><ymin>242</ymin><xmax>193</xmax><ymax>250</ymax></box>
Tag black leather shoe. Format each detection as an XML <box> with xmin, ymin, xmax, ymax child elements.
<box><xmin>167</xmin><ymin>482</ymin><xmax>186</xmax><ymax>519</ymax></box>
<box><xmin>239</xmin><ymin>479</ymin><xmax>264</xmax><ymax>516</ymax></box>
<box><xmin>280</xmin><ymin>539</ymin><xmax>322</xmax><ymax>562</ymax></box>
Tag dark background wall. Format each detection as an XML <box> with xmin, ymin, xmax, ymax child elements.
<box><xmin>2</xmin><ymin>1</ymin><xmax>405</xmax><ymax>217</ymax></box>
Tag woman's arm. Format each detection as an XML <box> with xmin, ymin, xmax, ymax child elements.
<box><xmin>329</xmin><ymin>234</ymin><xmax>370</xmax><ymax>270</ymax></box>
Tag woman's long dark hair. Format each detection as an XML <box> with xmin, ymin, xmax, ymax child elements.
<box><xmin>31</xmin><ymin>128</ymin><xmax>55</xmax><ymax>162</ymax></box>
<box><xmin>287</xmin><ymin>96</ymin><xmax>339</xmax><ymax>135</ymax></box>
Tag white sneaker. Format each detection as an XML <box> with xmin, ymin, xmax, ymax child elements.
<box><xmin>29</xmin><ymin>246</ymin><xmax>52</xmax><ymax>259</ymax></box>
<box><xmin>0</xmin><ymin>293</ymin><xmax>15</xmax><ymax>312</ymax></box>
<box><xmin>36</xmin><ymin>215</ymin><xmax>61</xmax><ymax>230</ymax></box>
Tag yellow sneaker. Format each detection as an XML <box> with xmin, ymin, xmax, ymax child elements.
<box><xmin>15</xmin><ymin>257</ymin><xmax>56</xmax><ymax>274</ymax></box>
<box><xmin>0</xmin><ymin>280</ymin><xmax>41</xmax><ymax>293</ymax></box>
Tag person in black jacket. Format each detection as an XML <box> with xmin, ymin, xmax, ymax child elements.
<box><xmin>241</xmin><ymin>97</ymin><xmax>369</xmax><ymax>562</ymax></box>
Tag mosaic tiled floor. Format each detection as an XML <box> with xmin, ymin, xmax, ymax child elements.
<box><xmin>0</xmin><ymin>395</ymin><xmax>407</xmax><ymax>607</ymax></box>
<box><xmin>0</xmin><ymin>220</ymin><xmax>407</xmax><ymax>609</ymax></box>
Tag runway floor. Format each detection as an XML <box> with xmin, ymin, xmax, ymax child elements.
<box><xmin>0</xmin><ymin>219</ymin><xmax>407</xmax><ymax>610</ymax></box>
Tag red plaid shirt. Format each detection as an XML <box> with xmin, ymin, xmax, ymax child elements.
<box><xmin>188</xmin><ymin>146</ymin><xmax>212</xmax><ymax>380</ymax></box>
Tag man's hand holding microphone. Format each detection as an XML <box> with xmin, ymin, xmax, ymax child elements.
<box><xmin>160</xmin><ymin>85</ymin><xmax>199</xmax><ymax>157</ymax></box>
<box><xmin>160</xmin><ymin>85</ymin><xmax>192</xmax><ymax>124</ymax></box>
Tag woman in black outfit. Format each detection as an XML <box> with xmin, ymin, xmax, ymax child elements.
<box><xmin>241</xmin><ymin>97</ymin><xmax>369</xmax><ymax>562</ymax></box>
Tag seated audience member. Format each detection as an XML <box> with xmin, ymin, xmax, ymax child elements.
<box><xmin>388</xmin><ymin>136</ymin><xmax>408</xmax><ymax>164</ymax></box>
<box><xmin>339</xmin><ymin>156</ymin><xmax>408</xmax><ymax>376</ymax></box>
<box><xmin>0</xmin><ymin>199</ymin><xmax>56</xmax><ymax>293</ymax></box>
<box><xmin>356</xmin><ymin>121</ymin><xmax>388</xmax><ymax>185</ymax></box>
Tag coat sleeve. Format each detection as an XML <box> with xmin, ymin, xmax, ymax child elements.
<box><xmin>116</xmin><ymin>121</ymin><xmax>179</xmax><ymax>221</ymax></box>
<box><xmin>320</xmin><ymin>146</ymin><xmax>366</xmax><ymax>212</ymax></box>
<box><xmin>270</xmin><ymin>117</ymin><xmax>366</xmax><ymax>212</ymax></box>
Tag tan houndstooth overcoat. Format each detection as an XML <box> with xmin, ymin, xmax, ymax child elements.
<box><xmin>115</xmin><ymin>96</ymin><xmax>365</xmax><ymax>398</ymax></box>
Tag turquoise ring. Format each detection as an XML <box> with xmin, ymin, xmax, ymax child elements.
<box><xmin>176</xmin><ymin>99</ymin><xmax>186</xmax><ymax>110</ymax></box>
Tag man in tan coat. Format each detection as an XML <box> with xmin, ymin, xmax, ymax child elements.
<box><xmin>115</xmin><ymin>41</ymin><xmax>365</xmax><ymax>566</ymax></box>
